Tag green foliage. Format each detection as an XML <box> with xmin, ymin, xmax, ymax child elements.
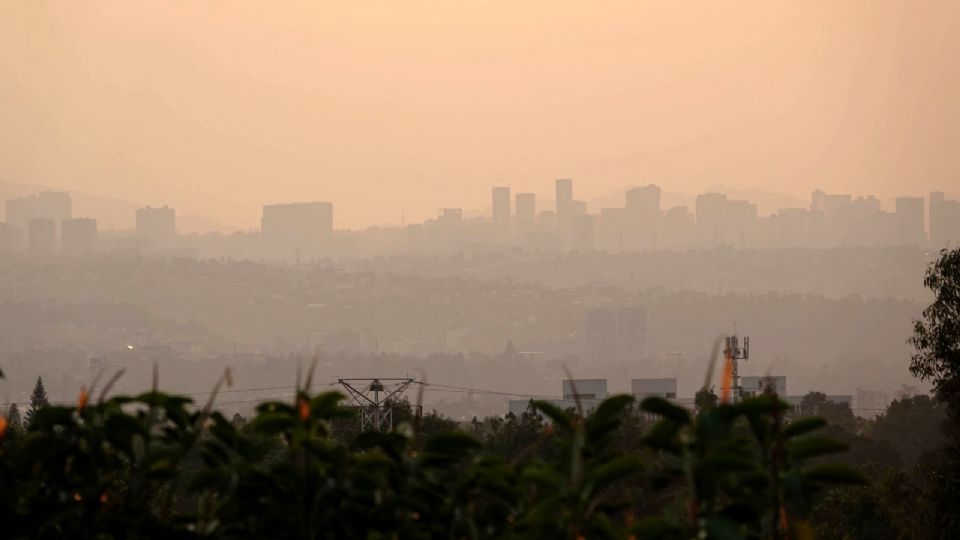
<box><xmin>906</xmin><ymin>247</ymin><xmax>960</xmax><ymax>539</ymax></box>
<box><xmin>870</xmin><ymin>395</ymin><xmax>946</xmax><ymax>466</ymax></box>
<box><xmin>0</xmin><ymin>391</ymin><xmax>205</xmax><ymax>539</ymax></box>
<box><xmin>0</xmin><ymin>385</ymin><xmax>864</xmax><ymax>539</ymax></box>
<box><xmin>637</xmin><ymin>394</ymin><xmax>865</xmax><ymax>539</ymax></box>
<box><xmin>797</xmin><ymin>392</ymin><xmax>857</xmax><ymax>434</ymax></box>
<box><xmin>695</xmin><ymin>386</ymin><xmax>720</xmax><ymax>413</ymax></box>
<box><xmin>5</xmin><ymin>403</ymin><xmax>23</xmax><ymax>437</ymax></box>
<box><xmin>25</xmin><ymin>375</ymin><xmax>49</xmax><ymax>426</ymax></box>
<box><xmin>910</xmin><ymin>248</ymin><xmax>960</xmax><ymax>403</ymax></box>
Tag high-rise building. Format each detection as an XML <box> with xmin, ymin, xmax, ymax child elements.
<box><xmin>763</xmin><ymin>208</ymin><xmax>816</xmax><ymax>248</ymax></box>
<box><xmin>930</xmin><ymin>192</ymin><xmax>960</xmax><ymax>248</ymax></box>
<box><xmin>625</xmin><ymin>184</ymin><xmax>662</xmax><ymax>251</ymax></box>
<box><xmin>61</xmin><ymin>218</ymin><xmax>98</xmax><ymax>256</ymax></box>
<box><xmin>28</xmin><ymin>218</ymin><xmax>56</xmax><ymax>256</ymax></box>
<box><xmin>515</xmin><ymin>193</ymin><xmax>536</xmax><ymax>234</ymax></box>
<box><xmin>597</xmin><ymin>208</ymin><xmax>625</xmax><ymax>252</ymax></box>
<box><xmin>895</xmin><ymin>197</ymin><xmax>925</xmax><ymax>245</ymax></box>
<box><xmin>695</xmin><ymin>193</ymin><xmax>727</xmax><ymax>248</ymax></box>
<box><xmin>438</xmin><ymin>208</ymin><xmax>463</xmax><ymax>226</ymax></box>
<box><xmin>585</xmin><ymin>306</ymin><xmax>647</xmax><ymax>363</ymax></box>
<box><xmin>555</xmin><ymin>179</ymin><xmax>573</xmax><ymax>222</ymax></box>
<box><xmin>724</xmin><ymin>199</ymin><xmax>759</xmax><ymax>249</ymax></box>
<box><xmin>136</xmin><ymin>206</ymin><xmax>177</xmax><ymax>244</ymax></box>
<box><xmin>491</xmin><ymin>186</ymin><xmax>511</xmax><ymax>240</ymax></box>
<box><xmin>660</xmin><ymin>206</ymin><xmax>695</xmax><ymax>250</ymax></box>
<box><xmin>571</xmin><ymin>200</ymin><xmax>588</xmax><ymax>216</ymax></box>
<box><xmin>625</xmin><ymin>184</ymin><xmax>661</xmax><ymax>216</ymax></box>
<box><xmin>810</xmin><ymin>189</ymin><xmax>826</xmax><ymax>212</ymax></box>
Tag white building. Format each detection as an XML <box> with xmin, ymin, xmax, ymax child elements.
<box><xmin>741</xmin><ymin>375</ymin><xmax>787</xmax><ymax>397</ymax></box>
<box><xmin>631</xmin><ymin>378</ymin><xmax>677</xmax><ymax>399</ymax></box>
<box><xmin>563</xmin><ymin>379</ymin><xmax>607</xmax><ymax>400</ymax></box>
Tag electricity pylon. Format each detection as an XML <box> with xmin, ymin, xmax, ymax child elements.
<box><xmin>337</xmin><ymin>378</ymin><xmax>414</xmax><ymax>432</ymax></box>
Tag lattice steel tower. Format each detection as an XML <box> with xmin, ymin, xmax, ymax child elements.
<box><xmin>337</xmin><ymin>378</ymin><xmax>414</xmax><ymax>432</ymax></box>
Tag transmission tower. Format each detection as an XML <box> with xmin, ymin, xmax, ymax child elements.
<box><xmin>723</xmin><ymin>335</ymin><xmax>750</xmax><ymax>401</ymax></box>
<box><xmin>337</xmin><ymin>378</ymin><xmax>415</xmax><ymax>432</ymax></box>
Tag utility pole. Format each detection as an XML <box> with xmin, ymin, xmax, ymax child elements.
<box><xmin>337</xmin><ymin>378</ymin><xmax>415</xmax><ymax>432</ymax></box>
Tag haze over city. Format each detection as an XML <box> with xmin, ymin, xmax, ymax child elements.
<box><xmin>2</xmin><ymin>3</ymin><xmax>960</xmax><ymax>538</ymax></box>
<box><xmin>2</xmin><ymin>1</ymin><xmax>959</xmax><ymax>230</ymax></box>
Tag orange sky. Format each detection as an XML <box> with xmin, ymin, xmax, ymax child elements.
<box><xmin>1</xmin><ymin>1</ymin><xmax>958</xmax><ymax>230</ymax></box>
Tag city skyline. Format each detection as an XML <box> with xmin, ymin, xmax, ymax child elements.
<box><xmin>3</xmin><ymin>179</ymin><xmax>958</xmax><ymax>262</ymax></box>
<box><xmin>3</xmin><ymin>2</ymin><xmax>960</xmax><ymax>230</ymax></box>
<box><xmin>1</xmin><ymin>177</ymin><xmax>957</xmax><ymax>234</ymax></box>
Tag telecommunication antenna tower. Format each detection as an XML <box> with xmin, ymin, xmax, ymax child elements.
<box><xmin>723</xmin><ymin>335</ymin><xmax>750</xmax><ymax>401</ymax></box>
<box><xmin>337</xmin><ymin>378</ymin><xmax>414</xmax><ymax>432</ymax></box>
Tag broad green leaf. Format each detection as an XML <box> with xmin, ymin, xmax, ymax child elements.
<box><xmin>531</xmin><ymin>400</ymin><xmax>574</xmax><ymax>431</ymax></box>
<box><xmin>640</xmin><ymin>397</ymin><xmax>691</xmax><ymax>424</ymax></box>
<box><xmin>783</xmin><ymin>416</ymin><xmax>827</xmax><ymax>438</ymax></box>
<box><xmin>250</xmin><ymin>412</ymin><xmax>296</xmax><ymax>434</ymax></box>
<box><xmin>787</xmin><ymin>436</ymin><xmax>849</xmax><ymax>461</ymax></box>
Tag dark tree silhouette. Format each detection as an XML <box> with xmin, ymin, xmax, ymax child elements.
<box><xmin>26</xmin><ymin>376</ymin><xmax>49</xmax><ymax>425</ymax></box>
<box><xmin>909</xmin><ymin>248</ymin><xmax>960</xmax><ymax>407</ymax></box>
<box><xmin>871</xmin><ymin>395</ymin><xmax>945</xmax><ymax>466</ymax></box>
<box><xmin>694</xmin><ymin>385</ymin><xmax>718</xmax><ymax>412</ymax></box>
<box><xmin>908</xmin><ymin>248</ymin><xmax>960</xmax><ymax>537</ymax></box>
<box><xmin>6</xmin><ymin>403</ymin><xmax>22</xmax><ymax>435</ymax></box>
<box><xmin>799</xmin><ymin>391</ymin><xmax>858</xmax><ymax>433</ymax></box>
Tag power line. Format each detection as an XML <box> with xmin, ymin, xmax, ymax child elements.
<box><xmin>0</xmin><ymin>377</ymin><xmax>914</xmax><ymax>414</ymax></box>
<box><xmin>414</xmin><ymin>382</ymin><xmax>562</xmax><ymax>400</ymax></box>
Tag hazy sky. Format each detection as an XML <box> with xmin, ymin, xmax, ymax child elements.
<box><xmin>2</xmin><ymin>1</ymin><xmax>959</xmax><ymax>230</ymax></box>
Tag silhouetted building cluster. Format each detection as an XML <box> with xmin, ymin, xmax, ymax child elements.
<box><xmin>2</xmin><ymin>181</ymin><xmax>958</xmax><ymax>261</ymax></box>
<box><xmin>442</xmin><ymin>180</ymin><xmax>960</xmax><ymax>253</ymax></box>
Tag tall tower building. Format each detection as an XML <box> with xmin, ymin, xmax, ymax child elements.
<box><xmin>491</xmin><ymin>186</ymin><xmax>511</xmax><ymax>241</ymax></box>
<box><xmin>5</xmin><ymin>192</ymin><xmax>72</xmax><ymax>232</ymax></box>
<box><xmin>695</xmin><ymin>193</ymin><xmax>728</xmax><ymax>248</ymax></box>
<box><xmin>515</xmin><ymin>193</ymin><xmax>536</xmax><ymax>234</ymax></box>
<box><xmin>930</xmin><ymin>192</ymin><xmax>946</xmax><ymax>246</ymax></box>
<box><xmin>625</xmin><ymin>184</ymin><xmax>661</xmax><ymax>216</ymax></box>
<box><xmin>136</xmin><ymin>206</ymin><xmax>177</xmax><ymax>248</ymax></box>
<box><xmin>929</xmin><ymin>191</ymin><xmax>960</xmax><ymax>248</ymax></box>
<box><xmin>625</xmin><ymin>184</ymin><xmax>662</xmax><ymax>251</ymax></box>
<box><xmin>555</xmin><ymin>179</ymin><xmax>573</xmax><ymax>223</ymax></box>
<box><xmin>810</xmin><ymin>189</ymin><xmax>826</xmax><ymax>212</ymax></box>
<box><xmin>895</xmin><ymin>197</ymin><xmax>925</xmax><ymax>245</ymax></box>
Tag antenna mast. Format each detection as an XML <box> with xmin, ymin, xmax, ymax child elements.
<box><xmin>723</xmin><ymin>335</ymin><xmax>750</xmax><ymax>401</ymax></box>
